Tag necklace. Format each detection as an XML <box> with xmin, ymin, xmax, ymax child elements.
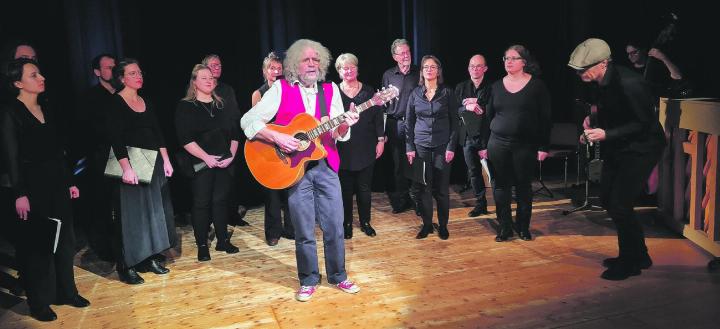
<box><xmin>197</xmin><ymin>101</ymin><xmax>215</xmax><ymax>117</ymax></box>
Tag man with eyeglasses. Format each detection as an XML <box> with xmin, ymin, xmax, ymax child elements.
<box><xmin>381</xmin><ymin>39</ymin><xmax>420</xmax><ymax>214</ymax></box>
<box><xmin>569</xmin><ymin>38</ymin><xmax>665</xmax><ymax>281</ymax></box>
<box><xmin>455</xmin><ymin>54</ymin><xmax>492</xmax><ymax>217</ymax></box>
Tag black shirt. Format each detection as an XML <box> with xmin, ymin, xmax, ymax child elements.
<box><xmin>106</xmin><ymin>94</ymin><xmax>166</xmax><ymax>160</ymax></box>
<box><xmin>216</xmin><ymin>81</ymin><xmax>241</xmax><ymax>121</ymax></box>
<box><xmin>257</xmin><ymin>83</ymin><xmax>271</xmax><ymax>98</ymax></box>
<box><xmin>455</xmin><ymin>78</ymin><xmax>492</xmax><ymax>145</ymax></box>
<box><xmin>595</xmin><ymin>64</ymin><xmax>665</xmax><ymax>155</ymax></box>
<box><xmin>382</xmin><ymin>65</ymin><xmax>420</xmax><ymax>119</ymax></box>
<box><xmin>406</xmin><ymin>85</ymin><xmax>459</xmax><ymax>152</ymax></box>
<box><xmin>1</xmin><ymin>98</ymin><xmax>70</xmax><ymax>198</ymax></box>
<box><xmin>483</xmin><ymin>77</ymin><xmax>552</xmax><ymax>151</ymax></box>
<box><xmin>80</xmin><ymin>84</ymin><xmax>115</xmax><ymax>154</ymax></box>
<box><xmin>175</xmin><ymin>99</ymin><xmax>240</xmax><ymax>156</ymax></box>
<box><xmin>337</xmin><ymin>83</ymin><xmax>384</xmax><ymax>171</ymax></box>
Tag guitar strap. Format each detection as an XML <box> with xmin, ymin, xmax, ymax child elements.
<box><xmin>316</xmin><ymin>81</ymin><xmax>329</xmax><ymax>119</ymax></box>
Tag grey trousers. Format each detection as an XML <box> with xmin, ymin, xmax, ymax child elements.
<box><xmin>288</xmin><ymin>160</ymin><xmax>348</xmax><ymax>286</ymax></box>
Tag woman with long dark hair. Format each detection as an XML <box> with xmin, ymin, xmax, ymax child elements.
<box><xmin>406</xmin><ymin>55</ymin><xmax>459</xmax><ymax>240</ymax></box>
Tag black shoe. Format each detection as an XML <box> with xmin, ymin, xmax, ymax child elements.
<box><xmin>282</xmin><ymin>231</ymin><xmax>295</xmax><ymax>240</ymax></box>
<box><xmin>30</xmin><ymin>306</ymin><xmax>57</xmax><ymax>322</ymax></box>
<box><xmin>600</xmin><ymin>263</ymin><xmax>641</xmax><ymax>281</ymax></box>
<box><xmin>344</xmin><ymin>224</ymin><xmax>353</xmax><ymax>239</ymax></box>
<box><xmin>519</xmin><ymin>230</ymin><xmax>532</xmax><ymax>241</ymax></box>
<box><xmin>54</xmin><ymin>294</ymin><xmax>90</xmax><ymax>308</ymax></box>
<box><xmin>360</xmin><ymin>222</ymin><xmax>376</xmax><ymax>237</ymax></box>
<box><xmin>266</xmin><ymin>238</ymin><xmax>279</xmax><ymax>246</ymax></box>
<box><xmin>136</xmin><ymin>258</ymin><xmax>170</xmax><ymax>275</ymax></box>
<box><xmin>495</xmin><ymin>228</ymin><xmax>513</xmax><ymax>242</ymax></box>
<box><xmin>197</xmin><ymin>245</ymin><xmax>210</xmax><ymax>261</ymax></box>
<box><xmin>438</xmin><ymin>225</ymin><xmax>449</xmax><ymax>240</ymax></box>
<box><xmin>117</xmin><ymin>267</ymin><xmax>144</xmax><ymax>285</ymax></box>
<box><xmin>416</xmin><ymin>225</ymin><xmax>434</xmax><ymax>239</ymax></box>
<box><xmin>468</xmin><ymin>205</ymin><xmax>489</xmax><ymax>217</ymax></box>
<box><xmin>215</xmin><ymin>239</ymin><xmax>239</xmax><ymax>254</ymax></box>
<box><xmin>236</xmin><ymin>218</ymin><xmax>250</xmax><ymax>226</ymax></box>
<box><xmin>237</xmin><ymin>205</ymin><xmax>248</xmax><ymax>219</ymax></box>
<box><xmin>392</xmin><ymin>201</ymin><xmax>412</xmax><ymax>214</ymax></box>
<box><xmin>603</xmin><ymin>255</ymin><xmax>653</xmax><ymax>269</ymax></box>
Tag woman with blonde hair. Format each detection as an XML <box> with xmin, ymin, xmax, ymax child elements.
<box><xmin>175</xmin><ymin>64</ymin><xmax>240</xmax><ymax>261</ymax></box>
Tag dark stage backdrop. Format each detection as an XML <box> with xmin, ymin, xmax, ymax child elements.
<box><xmin>1</xmin><ymin>0</ymin><xmax>715</xmax><ymax>201</ymax></box>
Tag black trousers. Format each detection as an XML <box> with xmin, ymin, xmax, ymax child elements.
<box><xmin>601</xmin><ymin>150</ymin><xmax>662</xmax><ymax>261</ymax></box>
<box><xmin>414</xmin><ymin>147</ymin><xmax>452</xmax><ymax>227</ymax></box>
<box><xmin>191</xmin><ymin>167</ymin><xmax>232</xmax><ymax>246</ymax></box>
<box><xmin>487</xmin><ymin>137</ymin><xmax>536</xmax><ymax>232</ymax></box>
<box><xmin>264</xmin><ymin>187</ymin><xmax>293</xmax><ymax>240</ymax></box>
<box><xmin>386</xmin><ymin>117</ymin><xmax>414</xmax><ymax>208</ymax></box>
<box><xmin>463</xmin><ymin>138</ymin><xmax>489</xmax><ymax>207</ymax></box>
<box><xmin>17</xmin><ymin>162</ymin><xmax>78</xmax><ymax>309</ymax></box>
<box><xmin>85</xmin><ymin>150</ymin><xmax>114</xmax><ymax>258</ymax></box>
<box><xmin>339</xmin><ymin>164</ymin><xmax>375</xmax><ymax>226</ymax></box>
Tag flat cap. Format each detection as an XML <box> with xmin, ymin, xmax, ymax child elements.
<box><xmin>568</xmin><ymin>38</ymin><xmax>611</xmax><ymax>70</ymax></box>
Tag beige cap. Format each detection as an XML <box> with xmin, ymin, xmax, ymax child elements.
<box><xmin>568</xmin><ymin>38</ymin><xmax>611</xmax><ymax>70</ymax></box>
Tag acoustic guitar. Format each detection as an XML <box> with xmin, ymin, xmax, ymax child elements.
<box><xmin>245</xmin><ymin>85</ymin><xmax>399</xmax><ymax>189</ymax></box>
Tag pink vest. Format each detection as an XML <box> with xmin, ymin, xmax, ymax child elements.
<box><xmin>275</xmin><ymin>80</ymin><xmax>340</xmax><ymax>172</ymax></box>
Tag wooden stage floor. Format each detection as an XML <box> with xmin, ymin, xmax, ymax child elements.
<box><xmin>2</xmin><ymin>181</ymin><xmax>719</xmax><ymax>328</ymax></box>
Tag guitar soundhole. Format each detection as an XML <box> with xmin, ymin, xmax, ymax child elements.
<box><xmin>294</xmin><ymin>132</ymin><xmax>311</xmax><ymax>151</ymax></box>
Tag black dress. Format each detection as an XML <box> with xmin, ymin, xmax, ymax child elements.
<box><xmin>0</xmin><ymin>98</ymin><xmax>79</xmax><ymax>309</ymax></box>
<box><xmin>337</xmin><ymin>83</ymin><xmax>384</xmax><ymax>226</ymax></box>
<box><xmin>106</xmin><ymin>94</ymin><xmax>175</xmax><ymax>267</ymax></box>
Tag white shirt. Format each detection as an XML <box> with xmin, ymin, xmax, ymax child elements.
<box><xmin>240</xmin><ymin>79</ymin><xmax>350</xmax><ymax>142</ymax></box>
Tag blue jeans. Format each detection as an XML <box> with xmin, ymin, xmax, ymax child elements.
<box><xmin>288</xmin><ymin>161</ymin><xmax>347</xmax><ymax>286</ymax></box>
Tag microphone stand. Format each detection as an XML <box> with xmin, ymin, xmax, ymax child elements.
<box><xmin>563</xmin><ymin>142</ymin><xmax>603</xmax><ymax>215</ymax></box>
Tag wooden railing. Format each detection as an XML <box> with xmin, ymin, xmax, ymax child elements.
<box><xmin>658</xmin><ymin>98</ymin><xmax>720</xmax><ymax>261</ymax></box>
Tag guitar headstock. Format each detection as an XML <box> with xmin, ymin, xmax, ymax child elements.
<box><xmin>372</xmin><ymin>84</ymin><xmax>400</xmax><ymax>106</ymax></box>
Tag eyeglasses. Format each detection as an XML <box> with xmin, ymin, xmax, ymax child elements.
<box><xmin>125</xmin><ymin>71</ymin><xmax>143</xmax><ymax>78</ymax></box>
<box><xmin>502</xmin><ymin>56</ymin><xmax>523</xmax><ymax>62</ymax></box>
<box><xmin>469</xmin><ymin>64</ymin><xmax>486</xmax><ymax>69</ymax></box>
<box><xmin>394</xmin><ymin>51</ymin><xmax>411</xmax><ymax>57</ymax></box>
<box><xmin>208</xmin><ymin>64</ymin><xmax>222</xmax><ymax>69</ymax></box>
<box><xmin>422</xmin><ymin>65</ymin><xmax>438</xmax><ymax>71</ymax></box>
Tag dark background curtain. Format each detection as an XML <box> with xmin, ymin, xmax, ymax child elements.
<box><xmin>1</xmin><ymin>0</ymin><xmax>714</xmax><ymax>197</ymax></box>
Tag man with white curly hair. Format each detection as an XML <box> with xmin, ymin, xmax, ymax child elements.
<box><xmin>241</xmin><ymin>39</ymin><xmax>361</xmax><ymax>301</ymax></box>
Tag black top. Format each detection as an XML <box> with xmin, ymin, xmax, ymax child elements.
<box><xmin>595</xmin><ymin>64</ymin><xmax>666</xmax><ymax>156</ymax></box>
<box><xmin>382</xmin><ymin>65</ymin><xmax>420</xmax><ymax>119</ymax></box>
<box><xmin>1</xmin><ymin>98</ymin><xmax>71</xmax><ymax>198</ymax></box>
<box><xmin>257</xmin><ymin>83</ymin><xmax>271</xmax><ymax>98</ymax></box>
<box><xmin>216</xmin><ymin>81</ymin><xmax>241</xmax><ymax>121</ymax></box>
<box><xmin>79</xmin><ymin>84</ymin><xmax>115</xmax><ymax>154</ymax></box>
<box><xmin>455</xmin><ymin>78</ymin><xmax>492</xmax><ymax>146</ymax></box>
<box><xmin>106</xmin><ymin>94</ymin><xmax>166</xmax><ymax>160</ymax></box>
<box><xmin>337</xmin><ymin>83</ymin><xmax>384</xmax><ymax>171</ymax></box>
<box><xmin>406</xmin><ymin>84</ymin><xmax>459</xmax><ymax>153</ymax></box>
<box><xmin>175</xmin><ymin>99</ymin><xmax>240</xmax><ymax>156</ymax></box>
<box><xmin>482</xmin><ymin>77</ymin><xmax>552</xmax><ymax>151</ymax></box>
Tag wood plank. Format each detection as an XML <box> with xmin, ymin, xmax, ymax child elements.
<box><xmin>1</xmin><ymin>180</ymin><xmax>718</xmax><ymax>328</ymax></box>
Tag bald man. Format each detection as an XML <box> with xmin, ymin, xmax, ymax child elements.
<box><xmin>455</xmin><ymin>54</ymin><xmax>492</xmax><ymax>217</ymax></box>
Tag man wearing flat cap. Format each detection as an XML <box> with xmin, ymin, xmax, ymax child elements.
<box><xmin>568</xmin><ymin>38</ymin><xmax>666</xmax><ymax>280</ymax></box>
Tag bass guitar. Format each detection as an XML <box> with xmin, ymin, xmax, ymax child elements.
<box><xmin>245</xmin><ymin>85</ymin><xmax>399</xmax><ymax>189</ymax></box>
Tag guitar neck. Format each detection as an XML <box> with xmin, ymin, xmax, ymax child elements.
<box><xmin>306</xmin><ymin>98</ymin><xmax>376</xmax><ymax>140</ymax></box>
